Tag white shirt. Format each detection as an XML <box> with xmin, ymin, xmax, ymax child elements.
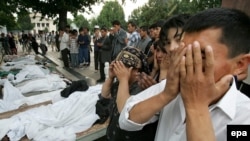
<box><xmin>119</xmin><ymin>79</ymin><xmax>250</xmax><ymax>141</ymax></box>
<box><xmin>59</xmin><ymin>32</ymin><xmax>69</xmax><ymax>51</ymax></box>
<box><xmin>127</xmin><ymin>31</ymin><xmax>140</xmax><ymax>47</ymax></box>
<box><xmin>40</xmin><ymin>34</ymin><xmax>46</xmax><ymax>45</ymax></box>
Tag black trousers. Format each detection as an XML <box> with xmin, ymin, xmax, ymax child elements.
<box><xmin>94</xmin><ymin>51</ymin><xmax>99</xmax><ymax>70</ymax></box>
<box><xmin>61</xmin><ymin>48</ymin><xmax>69</xmax><ymax>67</ymax></box>
<box><xmin>99</xmin><ymin>62</ymin><xmax>105</xmax><ymax>80</ymax></box>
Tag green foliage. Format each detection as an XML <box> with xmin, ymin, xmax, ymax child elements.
<box><xmin>129</xmin><ymin>0</ymin><xmax>222</xmax><ymax>27</ymax></box>
<box><xmin>96</xmin><ymin>1</ymin><xmax>126</xmax><ymax>29</ymax></box>
<box><xmin>16</xmin><ymin>13</ymin><xmax>35</xmax><ymax>31</ymax></box>
<box><xmin>73</xmin><ymin>15</ymin><xmax>90</xmax><ymax>29</ymax></box>
<box><xmin>67</xmin><ymin>19</ymin><xmax>73</xmax><ymax>25</ymax></box>
<box><xmin>129</xmin><ymin>0</ymin><xmax>170</xmax><ymax>27</ymax></box>
<box><xmin>174</xmin><ymin>0</ymin><xmax>222</xmax><ymax>14</ymax></box>
<box><xmin>0</xmin><ymin>11</ymin><xmax>17</xmax><ymax>31</ymax></box>
<box><xmin>1</xmin><ymin>0</ymin><xmax>100</xmax><ymax>29</ymax></box>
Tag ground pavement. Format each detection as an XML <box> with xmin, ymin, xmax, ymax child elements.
<box><xmin>41</xmin><ymin>46</ymin><xmax>101</xmax><ymax>86</ymax></box>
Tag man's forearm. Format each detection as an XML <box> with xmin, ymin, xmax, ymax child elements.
<box><xmin>186</xmin><ymin>106</ymin><xmax>216</xmax><ymax>141</ymax></box>
<box><xmin>101</xmin><ymin>77</ymin><xmax>114</xmax><ymax>98</ymax></box>
<box><xmin>116</xmin><ymin>79</ymin><xmax>130</xmax><ymax>113</ymax></box>
<box><xmin>129</xmin><ymin>92</ymin><xmax>175</xmax><ymax>124</ymax></box>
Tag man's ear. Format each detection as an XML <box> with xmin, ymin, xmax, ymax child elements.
<box><xmin>234</xmin><ymin>54</ymin><xmax>250</xmax><ymax>81</ymax></box>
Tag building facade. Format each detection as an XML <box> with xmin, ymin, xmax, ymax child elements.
<box><xmin>29</xmin><ymin>13</ymin><xmax>57</xmax><ymax>34</ymax></box>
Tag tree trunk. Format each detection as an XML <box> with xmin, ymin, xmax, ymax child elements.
<box><xmin>58</xmin><ymin>10</ymin><xmax>68</xmax><ymax>29</ymax></box>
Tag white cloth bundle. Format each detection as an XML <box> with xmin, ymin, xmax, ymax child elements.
<box><xmin>0</xmin><ymin>84</ymin><xmax>103</xmax><ymax>141</ymax></box>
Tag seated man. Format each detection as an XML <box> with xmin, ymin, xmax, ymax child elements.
<box><xmin>100</xmin><ymin>46</ymin><xmax>158</xmax><ymax>141</ymax></box>
<box><xmin>119</xmin><ymin>8</ymin><xmax>250</xmax><ymax>141</ymax></box>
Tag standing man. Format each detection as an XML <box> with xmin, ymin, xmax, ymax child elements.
<box><xmin>0</xmin><ymin>33</ymin><xmax>11</xmax><ymax>55</ymax></box>
<box><xmin>136</xmin><ymin>26</ymin><xmax>151</xmax><ymax>53</ymax></box>
<box><xmin>127</xmin><ymin>21</ymin><xmax>140</xmax><ymax>47</ymax></box>
<box><xmin>50</xmin><ymin>30</ymin><xmax>56</xmax><ymax>51</ymax></box>
<box><xmin>96</xmin><ymin>27</ymin><xmax>112</xmax><ymax>83</ymax></box>
<box><xmin>39</xmin><ymin>30</ymin><xmax>47</xmax><ymax>55</ymax></box>
<box><xmin>93</xmin><ymin>25</ymin><xmax>101</xmax><ymax>72</ymax></box>
<box><xmin>78</xmin><ymin>27</ymin><xmax>90</xmax><ymax>66</ymax></box>
<box><xmin>59</xmin><ymin>27</ymin><xmax>70</xmax><ymax>68</ymax></box>
<box><xmin>111</xmin><ymin>20</ymin><xmax>127</xmax><ymax>60</ymax></box>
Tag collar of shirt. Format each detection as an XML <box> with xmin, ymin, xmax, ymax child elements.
<box><xmin>178</xmin><ymin>77</ymin><xmax>238</xmax><ymax>123</ymax></box>
<box><xmin>209</xmin><ymin>78</ymin><xmax>238</xmax><ymax>119</ymax></box>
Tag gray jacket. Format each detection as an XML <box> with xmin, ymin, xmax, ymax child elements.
<box><xmin>111</xmin><ymin>28</ymin><xmax>127</xmax><ymax>60</ymax></box>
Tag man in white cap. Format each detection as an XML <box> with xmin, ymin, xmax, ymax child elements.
<box><xmin>93</xmin><ymin>25</ymin><xmax>101</xmax><ymax>72</ymax></box>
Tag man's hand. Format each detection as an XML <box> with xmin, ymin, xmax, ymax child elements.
<box><xmin>108</xmin><ymin>61</ymin><xmax>116</xmax><ymax>79</ymax></box>
<box><xmin>113</xmin><ymin>61</ymin><xmax>132</xmax><ymax>82</ymax></box>
<box><xmin>137</xmin><ymin>72</ymin><xmax>157</xmax><ymax>90</ymax></box>
<box><xmin>180</xmin><ymin>41</ymin><xmax>233</xmax><ymax>108</ymax></box>
<box><xmin>162</xmin><ymin>43</ymin><xmax>187</xmax><ymax>100</ymax></box>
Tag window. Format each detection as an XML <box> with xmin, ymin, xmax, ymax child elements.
<box><xmin>46</xmin><ymin>23</ymin><xmax>49</xmax><ymax>27</ymax></box>
<box><xmin>42</xmin><ymin>23</ymin><xmax>45</xmax><ymax>27</ymax></box>
<box><xmin>37</xmin><ymin>23</ymin><xmax>40</xmax><ymax>27</ymax></box>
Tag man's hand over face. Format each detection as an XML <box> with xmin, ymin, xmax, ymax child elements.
<box><xmin>180</xmin><ymin>41</ymin><xmax>233</xmax><ymax>109</ymax></box>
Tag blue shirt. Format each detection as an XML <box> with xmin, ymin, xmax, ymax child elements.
<box><xmin>78</xmin><ymin>34</ymin><xmax>90</xmax><ymax>48</ymax></box>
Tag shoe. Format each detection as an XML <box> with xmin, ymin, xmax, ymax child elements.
<box><xmin>96</xmin><ymin>79</ymin><xmax>105</xmax><ymax>83</ymax></box>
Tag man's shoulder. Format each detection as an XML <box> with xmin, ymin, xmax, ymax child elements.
<box><xmin>120</xmin><ymin>28</ymin><xmax>127</xmax><ymax>34</ymax></box>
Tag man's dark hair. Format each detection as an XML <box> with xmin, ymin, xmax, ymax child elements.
<box><xmin>149</xmin><ymin>23</ymin><xmax>157</xmax><ymax>29</ymax></box>
<box><xmin>101</xmin><ymin>27</ymin><xmax>107</xmax><ymax>32</ymax></box>
<box><xmin>160</xmin><ymin>14</ymin><xmax>191</xmax><ymax>42</ymax></box>
<box><xmin>66</xmin><ymin>25</ymin><xmax>70</xmax><ymax>29</ymax></box>
<box><xmin>83</xmin><ymin>27</ymin><xmax>89</xmax><ymax>31</ymax></box>
<box><xmin>140</xmin><ymin>26</ymin><xmax>148</xmax><ymax>32</ymax></box>
<box><xmin>128</xmin><ymin>21</ymin><xmax>137</xmax><ymax>27</ymax></box>
<box><xmin>154</xmin><ymin>40</ymin><xmax>167</xmax><ymax>53</ymax></box>
<box><xmin>183</xmin><ymin>8</ymin><xmax>250</xmax><ymax>58</ymax></box>
<box><xmin>155</xmin><ymin>19</ymin><xmax>166</xmax><ymax>28</ymax></box>
<box><xmin>140</xmin><ymin>25</ymin><xmax>149</xmax><ymax>34</ymax></box>
<box><xmin>58</xmin><ymin>27</ymin><xmax>65</xmax><ymax>31</ymax></box>
<box><xmin>112</xmin><ymin>20</ymin><xmax>121</xmax><ymax>26</ymax></box>
<box><xmin>79</xmin><ymin>27</ymin><xmax>83</xmax><ymax>32</ymax></box>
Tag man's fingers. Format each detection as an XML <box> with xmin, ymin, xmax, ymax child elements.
<box><xmin>204</xmin><ymin>46</ymin><xmax>214</xmax><ymax>79</ymax></box>
<box><xmin>193</xmin><ymin>41</ymin><xmax>202</xmax><ymax>75</ymax></box>
<box><xmin>180</xmin><ymin>56</ymin><xmax>186</xmax><ymax>79</ymax></box>
<box><xmin>185</xmin><ymin>44</ymin><xmax>193</xmax><ymax>76</ymax></box>
<box><xmin>211</xmin><ymin>75</ymin><xmax>233</xmax><ymax>103</ymax></box>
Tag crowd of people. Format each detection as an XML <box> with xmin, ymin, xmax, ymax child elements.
<box><xmin>0</xmin><ymin>7</ymin><xmax>250</xmax><ymax>141</ymax></box>
<box><xmin>97</xmin><ymin>7</ymin><xmax>250</xmax><ymax>141</ymax></box>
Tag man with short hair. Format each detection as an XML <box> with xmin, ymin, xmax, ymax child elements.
<box><xmin>78</xmin><ymin>27</ymin><xmax>90</xmax><ymax>66</ymax></box>
<box><xmin>111</xmin><ymin>20</ymin><xmax>127</xmax><ymax>60</ymax></box>
<box><xmin>96</xmin><ymin>27</ymin><xmax>112</xmax><ymax>83</ymax></box>
<box><xmin>93</xmin><ymin>26</ymin><xmax>101</xmax><ymax>72</ymax></box>
<box><xmin>119</xmin><ymin>8</ymin><xmax>250</xmax><ymax>141</ymax></box>
<box><xmin>127</xmin><ymin>21</ymin><xmax>140</xmax><ymax>47</ymax></box>
<box><xmin>39</xmin><ymin>30</ymin><xmax>47</xmax><ymax>55</ymax></box>
<box><xmin>59</xmin><ymin>27</ymin><xmax>70</xmax><ymax>68</ymax></box>
<box><xmin>136</xmin><ymin>26</ymin><xmax>151</xmax><ymax>53</ymax></box>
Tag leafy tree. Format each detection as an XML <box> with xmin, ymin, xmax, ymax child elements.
<box><xmin>129</xmin><ymin>0</ymin><xmax>222</xmax><ymax>27</ymax></box>
<box><xmin>90</xmin><ymin>17</ymin><xmax>98</xmax><ymax>31</ymax></box>
<box><xmin>73</xmin><ymin>15</ymin><xmax>90</xmax><ymax>29</ymax></box>
<box><xmin>96</xmin><ymin>1</ymin><xmax>126</xmax><ymax>29</ymax></box>
<box><xmin>0</xmin><ymin>11</ymin><xmax>17</xmax><ymax>31</ymax></box>
<box><xmin>67</xmin><ymin>19</ymin><xmax>73</xmax><ymax>26</ymax></box>
<box><xmin>0</xmin><ymin>0</ymin><xmax>24</xmax><ymax>30</ymax></box>
<box><xmin>174</xmin><ymin>0</ymin><xmax>222</xmax><ymax>14</ymax></box>
<box><xmin>11</xmin><ymin>0</ymin><xmax>99</xmax><ymax>29</ymax></box>
<box><xmin>129</xmin><ymin>0</ymin><xmax>170</xmax><ymax>27</ymax></box>
<box><xmin>16</xmin><ymin>13</ymin><xmax>35</xmax><ymax>30</ymax></box>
